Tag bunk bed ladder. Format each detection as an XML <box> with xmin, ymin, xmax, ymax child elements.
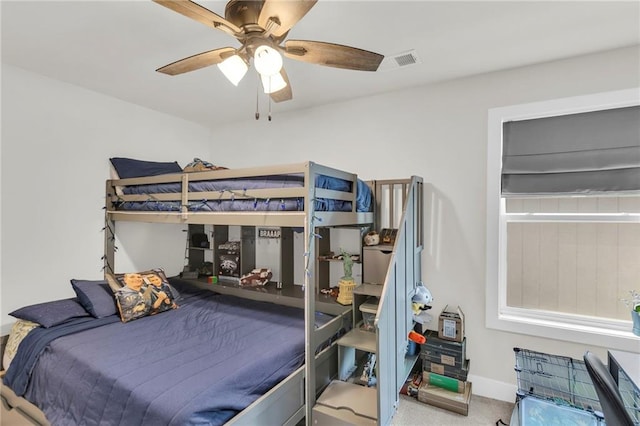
<box><xmin>312</xmin><ymin>177</ymin><xmax>423</xmax><ymax>425</ymax></box>
<box><xmin>376</xmin><ymin>176</ymin><xmax>424</xmax><ymax>425</ymax></box>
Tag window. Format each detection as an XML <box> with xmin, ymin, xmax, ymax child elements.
<box><xmin>486</xmin><ymin>89</ymin><xmax>640</xmax><ymax>352</ymax></box>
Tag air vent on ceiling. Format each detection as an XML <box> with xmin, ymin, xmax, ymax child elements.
<box><xmin>378</xmin><ymin>49</ymin><xmax>421</xmax><ymax>71</ymax></box>
<box><xmin>395</xmin><ymin>51</ymin><xmax>419</xmax><ymax>67</ymax></box>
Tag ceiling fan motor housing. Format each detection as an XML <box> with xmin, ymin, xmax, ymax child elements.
<box><xmin>225</xmin><ymin>0</ymin><xmax>263</xmax><ymax>30</ymax></box>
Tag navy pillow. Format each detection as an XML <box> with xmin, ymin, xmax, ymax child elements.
<box><xmin>71</xmin><ymin>279</ymin><xmax>118</xmax><ymax>318</ymax></box>
<box><xmin>110</xmin><ymin>157</ymin><xmax>182</xmax><ymax>179</ymax></box>
<box><xmin>9</xmin><ymin>298</ymin><xmax>89</xmax><ymax>328</ymax></box>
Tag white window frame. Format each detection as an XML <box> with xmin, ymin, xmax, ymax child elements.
<box><xmin>486</xmin><ymin>88</ymin><xmax>640</xmax><ymax>352</ymax></box>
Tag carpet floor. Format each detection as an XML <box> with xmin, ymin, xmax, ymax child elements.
<box><xmin>391</xmin><ymin>393</ymin><xmax>515</xmax><ymax>426</ymax></box>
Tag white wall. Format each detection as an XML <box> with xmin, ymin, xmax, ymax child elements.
<box><xmin>204</xmin><ymin>46</ymin><xmax>640</xmax><ymax>400</ymax></box>
<box><xmin>0</xmin><ymin>64</ymin><xmax>211</xmax><ymax>333</ymax></box>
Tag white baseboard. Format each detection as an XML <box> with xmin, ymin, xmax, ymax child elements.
<box><xmin>467</xmin><ymin>374</ymin><xmax>518</xmax><ymax>403</ymax></box>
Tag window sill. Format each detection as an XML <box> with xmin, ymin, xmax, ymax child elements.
<box><xmin>488</xmin><ymin>307</ymin><xmax>640</xmax><ymax>353</ymax></box>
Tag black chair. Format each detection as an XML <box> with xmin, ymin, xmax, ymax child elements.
<box><xmin>583</xmin><ymin>351</ymin><xmax>635</xmax><ymax>426</ymax></box>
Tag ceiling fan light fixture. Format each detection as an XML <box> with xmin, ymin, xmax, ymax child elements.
<box><xmin>253</xmin><ymin>45</ymin><xmax>283</xmax><ymax>76</ymax></box>
<box><xmin>217</xmin><ymin>54</ymin><xmax>248</xmax><ymax>86</ymax></box>
<box><xmin>261</xmin><ymin>73</ymin><xmax>287</xmax><ymax>94</ymax></box>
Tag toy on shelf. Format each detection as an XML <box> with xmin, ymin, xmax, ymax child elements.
<box><xmin>359</xmin><ymin>353</ymin><xmax>377</xmax><ymax>387</ymax></box>
<box><xmin>412</xmin><ymin>282</ymin><xmax>433</xmax><ymax>324</ymax></box>
<box><xmin>408</xmin><ymin>330</ymin><xmax>426</xmax><ymax>344</ymax></box>
<box><xmin>240</xmin><ymin>268</ymin><xmax>272</xmax><ymax>286</ymax></box>
<box><xmin>364</xmin><ymin>231</ymin><xmax>379</xmax><ymax>246</ymax></box>
<box><xmin>336</xmin><ymin>249</ymin><xmax>356</xmax><ymax>305</ymax></box>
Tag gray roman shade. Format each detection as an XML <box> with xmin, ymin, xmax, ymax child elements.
<box><xmin>502</xmin><ymin>105</ymin><xmax>640</xmax><ymax>196</ymax></box>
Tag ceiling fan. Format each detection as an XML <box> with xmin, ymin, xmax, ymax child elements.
<box><xmin>153</xmin><ymin>0</ymin><xmax>384</xmax><ymax>103</ymax></box>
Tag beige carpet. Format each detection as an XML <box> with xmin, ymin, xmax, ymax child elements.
<box><xmin>392</xmin><ymin>394</ymin><xmax>515</xmax><ymax>426</ymax></box>
<box><xmin>2</xmin><ymin>391</ymin><xmax>516</xmax><ymax>426</ymax></box>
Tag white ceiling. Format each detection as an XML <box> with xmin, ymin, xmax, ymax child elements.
<box><xmin>2</xmin><ymin>1</ymin><xmax>639</xmax><ymax>127</ymax></box>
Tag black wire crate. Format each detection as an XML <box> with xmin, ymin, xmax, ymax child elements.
<box><xmin>513</xmin><ymin>347</ymin><xmax>603</xmax><ymax>416</ymax></box>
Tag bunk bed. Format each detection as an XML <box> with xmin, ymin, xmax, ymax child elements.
<box><xmin>1</xmin><ymin>161</ymin><xmax>423</xmax><ymax>425</ymax></box>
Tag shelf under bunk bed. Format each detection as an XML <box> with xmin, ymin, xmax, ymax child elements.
<box><xmin>186</xmin><ymin>277</ymin><xmax>351</xmax><ymax>317</ymax></box>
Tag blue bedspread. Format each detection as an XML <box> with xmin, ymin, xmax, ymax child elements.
<box><xmin>118</xmin><ymin>174</ymin><xmax>372</xmax><ymax>213</ymax></box>
<box><xmin>6</xmin><ymin>284</ymin><xmax>314</xmax><ymax>425</ymax></box>
<box><xmin>3</xmin><ymin>315</ymin><xmax>120</xmax><ymax>396</ymax></box>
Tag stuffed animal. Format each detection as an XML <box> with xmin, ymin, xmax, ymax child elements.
<box><xmin>364</xmin><ymin>231</ymin><xmax>379</xmax><ymax>246</ymax></box>
<box><xmin>412</xmin><ymin>283</ymin><xmax>433</xmax><ymax>324</ymax></box>
<box><xmin>412</xmin><ymin>283</ymin><xmax>433</xmax><ymax>305</ymax></box>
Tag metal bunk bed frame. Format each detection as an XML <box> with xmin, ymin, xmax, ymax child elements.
<box><xmin>1</xmin><ymin>162</ymin><xmax>423</xmax><ymax>426</ymax></box>
<box><xmin>103</xmin><ymin>161</ymin><xmax>374</xmax><ymax>425</ymax></box>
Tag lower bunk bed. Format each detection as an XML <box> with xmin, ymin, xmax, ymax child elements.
<box><xmin>1</xmin><ymin>278</ymin><xmax>347</xmax><ymax>425</ymax></box>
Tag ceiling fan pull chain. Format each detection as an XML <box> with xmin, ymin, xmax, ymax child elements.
<box><xmin>255</xmin><ymin>80</ymin><xmax>260</xmax><ymax>120</ymax></box>
<box><xmin>263</xmin><ymin>75</ymin><xmax>273</xmax><ymax>122</ymax></box>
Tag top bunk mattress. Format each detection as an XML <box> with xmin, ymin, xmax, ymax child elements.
<box><xmin>114</xmin><ymin>173</ymin><xmax>372</xmax><ymax>213</ymax></box>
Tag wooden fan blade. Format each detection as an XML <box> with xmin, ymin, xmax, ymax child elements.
<box><xmin>153</xmin><ymin>0</ymin><xmax>241</xmax><ymax>35</ymax></box>
<box><xmin>258</xmin><ymin>0</ymin><xmax>318</xmax><ymax>38</ymax></box>
<box><xmin>157</xmin><ymin>47</ymin><xmax>236</xmax><ymax>75</ymax></box>
<box><xmin>284</xmin><ymin>40</ymin><xmax>383</xmax><ymax>71</ymax></box>
<box><xmin>270</xmin><ymin>68</ymin><xmax>292</xmax><ymax>103</ymax></box>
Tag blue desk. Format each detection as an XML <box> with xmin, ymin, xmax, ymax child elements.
<box><xmin>608</xmin><ymin>350</ymin><xmax>640</xmax><ymax>424</ymax></box>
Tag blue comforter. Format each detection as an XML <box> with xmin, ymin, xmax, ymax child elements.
<box><xmin>118</xmin><ymin>174</ymin><xmax>372</xmax><ymax>213</ymax></box>
<box><xmin>4</xmin><ymin>315</ymin><xmax>120</xmax><ymax>396</ymax></box>
<box><xmin>6</xmin><ymin>284</ymin><xmax>312</xmax><ymax>425</ymax></box>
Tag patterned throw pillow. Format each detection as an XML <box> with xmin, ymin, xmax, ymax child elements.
<box><xmin>113</xmin><ymin>269</ymin><xmax>179</xmax><ymax>323</ymax></box>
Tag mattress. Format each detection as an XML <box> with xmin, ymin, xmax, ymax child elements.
<box><xmin>116</xmin><ymin>174</ymin><xmax>372</xmax><ymax>213</ymax></box>
<box><xmin>4</xmin><ymin>280</ymin><xmax>332</xmax><ymax>425</ymax></box>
